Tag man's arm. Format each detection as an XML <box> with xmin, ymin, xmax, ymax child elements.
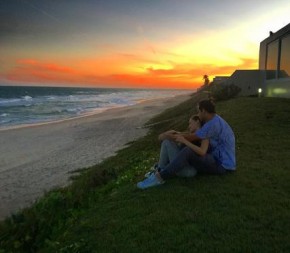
<box><xmin>180</xmin><ymin>133</ymin><xmax>201</xmax><ymax>142</ymax></box>
<box><xmin>175</xmin><ymin>135</ymin><xmax>209</xmax><ymax>156</ymax></box>
<box><xmin>158</xmin><ymin>130</ymin><xmax>180</xmax><ymax>141</ymax></box>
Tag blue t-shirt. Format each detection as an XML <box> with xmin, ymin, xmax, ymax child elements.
<box><xmin>196</xmin><ymin>115</ymin><xmax>236</xmax><ymax>170</ymax></box>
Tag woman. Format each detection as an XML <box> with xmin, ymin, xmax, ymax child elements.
<box><xmin>143</xmin><ymin>115</ymin><xmax>209</xmax><ymax>179</ymax></box>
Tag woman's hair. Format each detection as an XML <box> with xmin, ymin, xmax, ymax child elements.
<box><xmin>190</xmin><ymin>115</ymin><xmax>201</xmax><ymax>124</ymax></box>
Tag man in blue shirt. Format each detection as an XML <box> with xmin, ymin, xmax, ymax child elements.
<box><xmin>137</xmin><ymin>99</ymin><xmax>236</xmax><ymax>189</ymax></box>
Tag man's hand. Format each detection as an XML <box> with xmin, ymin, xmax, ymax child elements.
<box><xmin>174</xmin><ymin>134</ymin><xmax>187</xmax><ymax>144</ymax></box>
<box><xmin>158</xmin><ymin>130</ymin><xmax>180</xmax><ymax>141</ymax></box>
<box><xmin>165</xmin><ymin>130</ymin><xmax>179</xmax><ymax>135</ymax></box>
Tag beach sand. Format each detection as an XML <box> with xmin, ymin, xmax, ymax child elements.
<box><xmin>0</xmin><ymin>93</ymin><xmax>192</xmax><ymax>220</ymax></box>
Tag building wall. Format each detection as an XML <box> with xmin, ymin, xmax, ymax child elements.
<box><xmin>225</xmin><ymin>70</ymin><xmax>266</xmax><ymax>96</ymax></box>
<box><xmin>264</xmin><ymin>79</ymin><xmax>290</xmax><ymax>97</ymax></box>
<box><xmin>212</xmin><ymin>76</ymin><xmax>229</xmax><ymax>85</ymax></box>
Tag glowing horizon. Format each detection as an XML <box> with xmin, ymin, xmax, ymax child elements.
<box><xmin>0</xmin><ymin>0</ymin><xmax>289</xmax><ymax>89</ymax></box>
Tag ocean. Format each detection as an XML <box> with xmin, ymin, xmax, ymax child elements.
<box><xmin>0</xmin><ymin>86</ymin><xmax>192</xmax><ymax>129</ymax></box>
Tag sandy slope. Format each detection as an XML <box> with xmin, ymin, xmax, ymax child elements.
<box><xmin>0</xmin><ymin>93</ymin><xmax>192</xmax><ymax>220</ymax></box>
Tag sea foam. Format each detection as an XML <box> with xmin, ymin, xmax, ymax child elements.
<box><xmin>0</xmin><ymin>86</ymin><xmax>192</xmax><ymax>129</ymax></box>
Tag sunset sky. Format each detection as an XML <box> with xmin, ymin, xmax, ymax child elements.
<box><xmin>0</xmin><ymin>0</ymin><xmax>289</xmax><ymax>89</ymax></box>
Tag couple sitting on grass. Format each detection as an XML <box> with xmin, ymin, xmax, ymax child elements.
<box><xmin>137</xmin><ymin>99</ymin><xmax>236</xmax><ymax>189</ymax></box>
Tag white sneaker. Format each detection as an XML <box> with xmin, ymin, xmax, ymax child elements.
<box><xmin>144</xmin><ymin>164</ymin><xmax>158</xmax><ymax>178</ymax></box>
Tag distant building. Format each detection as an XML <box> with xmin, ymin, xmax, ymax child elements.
<box><xmin>212</xmin><ymin>76</ymin><xmax>229</xmax><ymax>84</ymax></box>
<box><xmin>210</xmin><ymin>23</ymin><xmax>290</xmax><ymax>97</ymax></box>
<box><xmin>226</xmin><ymin>70</ymin><xmax>266</xmax><ymax>96</ymax></box>
<box><xmin>259</xmin><ymin>23</ymin><xmax>290</xmax><ymax>97</ymax></box>
<box><xmin>211</xmin><ymin>70</ymin><xmax>265</xmax><ymax>96</ymax></box>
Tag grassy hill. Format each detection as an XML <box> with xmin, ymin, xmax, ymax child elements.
<box><xmin>1</xmin><ymin>94</ymin><xmax>290</xmax><ymax>252</ymax></box>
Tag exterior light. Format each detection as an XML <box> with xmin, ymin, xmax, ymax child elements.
<box><xmin>258</xmin><ymin>88</ymin><xmax>262</xmax><ymax>93</ymax></box>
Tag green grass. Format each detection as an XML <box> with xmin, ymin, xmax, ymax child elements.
<box><xmin>1</xmin><ymin>95</ymin><xmax>290</xmax><ymax>252</ymax></box>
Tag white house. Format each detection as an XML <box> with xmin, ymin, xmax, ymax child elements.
<box><xmin>259</xmin><ymin>23</ymin><xmax>290</xmax><ymax>97</ymax></box>
<box><xmin>210</xmin><ymin>23</ymin><xmax>290</xmax><ymax>97</ymax></box>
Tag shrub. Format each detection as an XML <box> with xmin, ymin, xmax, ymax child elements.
<box><xmin>210</xmin><ymin>83</ymin><xmax>241</xmax><ymax>101</ymax></box>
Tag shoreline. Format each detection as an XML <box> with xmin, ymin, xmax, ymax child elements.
<box><xmin>0</xmin><ymin>94</ymin><xmax>188</xmax><ymax>132</ymax></box>
<box><xmin>0</xmin><ymin>93</ymin><xmax>193</xmax><ymax>220</ymax></box>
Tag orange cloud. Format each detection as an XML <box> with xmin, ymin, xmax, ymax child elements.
<box><xmin>16</xmin><ymin>59</ymin><xmax>76</xmax><ymax>74</ymax></box>
<box><xmin>5</xmin><ymin>59</ymin><xmax>79</xmax><ymax>85</ymax></box>
<box><xmin>144</xmin><ymin>57</ymin><xmax>258</xmax><ymax>83</ymax></box>
<box><xmin>3</xmin><ymin>56</ymin><xmax>257</xmax><ymax>89</ymax></box>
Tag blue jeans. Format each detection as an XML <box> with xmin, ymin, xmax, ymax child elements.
<box><xmin>158</xmin><ymin>140</ymin><xmax>197</xmax><ymax>178</ymax></box>
<box><xmin>159</xmin><ymin>146</ymin><xmax>226</xmax><ymax>180</ymax></box>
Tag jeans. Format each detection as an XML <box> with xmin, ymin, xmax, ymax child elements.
<box><xmin>159</xmin><ymin>146</ymin><xmax>226</xmax><ymax>180</ymax></box>
<box><xmin>158</xmin><ymin>140</ymin><xmax>197</xmax><ymax>178</ymax></box>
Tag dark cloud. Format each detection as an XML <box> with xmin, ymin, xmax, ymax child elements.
<box><xmin>0</xmin><ymin>0</ymin><xmax>62</xmax><ymax>39</ymax></box>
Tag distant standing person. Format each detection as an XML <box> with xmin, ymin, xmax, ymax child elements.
<box><xmin>137</xmin><ymin>99</ymin><xmax>236</xmax><ymax>189</ymax></box>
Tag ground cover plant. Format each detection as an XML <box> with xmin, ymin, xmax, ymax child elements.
<box><xmin>1</xmin><ymin>94</ymin><xmax>290</xmax><ymax>252</ymax></box>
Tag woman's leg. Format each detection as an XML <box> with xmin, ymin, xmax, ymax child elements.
<box><xmin>176</xmin><ymin>165</ymin><xmax>197</xmax><ymax>178</ymax></box>
<box><xmin>159</xmin><ymin>141</ymin><xmax>196</xmax><ymax>177</ymax></box>
<box><xmin>159</xmin><ymin>147</ymin><xmax>226</xmax><ymax>180</ymax></box>
<box><xmin>158</xmin><ymin>139</ymin><xmax>181</xmax><ymax>169</ymax></box>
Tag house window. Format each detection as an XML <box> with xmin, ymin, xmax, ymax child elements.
<box><xmin>279</xmin><ymin>34</ymin><xmax>290</xmax><ymax>78</ymax></box>
<box><xmin>266</xmin><ymin>40</ymin><xmax>279</xmax><ymax>79</ymax></box>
